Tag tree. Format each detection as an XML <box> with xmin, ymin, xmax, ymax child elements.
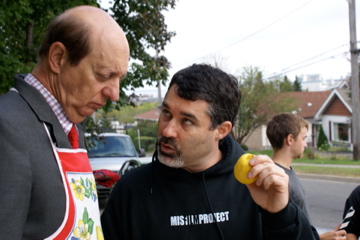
<box><xmin>109</xmin><ymin>0</ymin><xmax>176</xmax><ymax>110</ymax></box>
<box><xmin>202</xmin><ymin>53</ymin><xmax>230</xmax><ymax>72</ymax></box>
<box><xmin>128</xmin><ymin>120</ymin><xmax>157</xmax><ymax>152</ymax></box>
<box><xmin>96</xmin><ymin>102</ymin><xmax>158</xmax><ymax>124</ymax></box>
<box><xmin>317</xmin><ymin>126</ymin><xmax>329</xmax><ymax>151</ymax></box>
<box><xmin>293</xmin><ymin>76</ymin><xmax>302</xmax><ymax>91</ymax></box>
<box><xmin>0</xmin><ymin>0</ymin><xmax>99</xmax><ymax>93</ymax></box>
<box><xmin>279</xmin><ymin>75</ymin><xmax>293</xmax><ymax>92</ymax></box>
<box><xmin>0</xmin><ymin>0</ymin><xmax>177</xmax><ymax>107</ymax></box>
<box><xmin>234</xmin><ymin>66</ymin><xmax>298</xmax><ymax>144</ymax></box>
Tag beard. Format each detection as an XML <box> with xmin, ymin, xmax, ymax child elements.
<box><xmin>157</xmin><ymin>136</ymin><xmax>184</xmax><ymax>168</ymax></box>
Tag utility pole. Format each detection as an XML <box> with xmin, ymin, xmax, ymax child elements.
<box><xmin>348</xmin><ymin>0</ymin><xmax>360</xmax><ymax>160</ymax></box>
<box><xmin>155</xmin><ymin>50</ymin><xmax>162</xmax><ymax>108</ymax></box>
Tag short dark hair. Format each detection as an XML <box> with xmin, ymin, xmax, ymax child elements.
<box><xmin>167</xmin><ymin>64</ymin><xmax>241</xmax><ymax>129</ymax></box>
<box><xmin>266</xmin><ymin>113</ymin><xmax>309</xmax><ymax>150</ymax></box>
<box><xmin>38</xmin><ymin>13</ymin><xmax>91</xmax><ymax>66</ymax></box>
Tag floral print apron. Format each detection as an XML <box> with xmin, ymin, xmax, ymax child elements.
<box><xmin>44</xmin><ymin>124</ymin><xmax>103</xmax><ymax>240</ymax></box>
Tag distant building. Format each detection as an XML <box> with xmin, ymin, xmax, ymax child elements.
<box><xmin>298</xmin><ymin>74</ymin><xmax>350</xmax><ymax>92</ymax></box>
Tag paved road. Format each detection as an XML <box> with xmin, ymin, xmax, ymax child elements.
<box><xmin>299</xmin><ymin>175</ymin><xmax>359</xmax><ymax>234</ymax></box>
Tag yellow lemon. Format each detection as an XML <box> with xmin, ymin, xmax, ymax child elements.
<box><xmin>234</xmin><ymin>153</ymin><xmax>257</xmax><ymax>184</ymax></box>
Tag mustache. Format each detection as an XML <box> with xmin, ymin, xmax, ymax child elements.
<box><xmin>158</xmin><ymin>136</ymin><xmax>177</xmax><ymax>148</ymax></box>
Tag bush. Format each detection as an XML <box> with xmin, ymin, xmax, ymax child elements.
<box><xmin>318</xmin><ymin>142</ymin><xmax>329</xmax><ymax>151</ymax></box>
<box><xmin>303</xmin><ymin>148</ymin><xmax>315</xmax><ymax>159</ymax></box>
<box><xmin>317</xmin><ymin>126</ymin><xmax>329</xmax><ymax>151</ymax></box>
<box><xmin>241</xmin><ymin>144</ymin><xmax>249</xmax><ymax>151</ymax></box>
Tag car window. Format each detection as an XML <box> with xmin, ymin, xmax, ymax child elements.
<box><xmin>88</xmin><ymin>136</ymin><xmax>137</xmax><ymax>158</ymax></box>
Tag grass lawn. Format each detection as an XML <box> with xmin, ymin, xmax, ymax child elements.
<box><xmin>291</xmin><ymin>165</ymin><xmax>360</xmax><ymax>178</ymax></box>
<box><xmin>247</xmin><ymin>149</ymin><xmax>360</xmax><ymax>178</ymax></box>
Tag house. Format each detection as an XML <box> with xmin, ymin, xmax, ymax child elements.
<box><xmin>314</xmin><ymin>88</ymin><xmax>352</xmax><ymax>149</ymax></box>
<box><xmin>243</xmin><ymin>90</ymin><xmax>331</xmax><ymax>150</ymax></box>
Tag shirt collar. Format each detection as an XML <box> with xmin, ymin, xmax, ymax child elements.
<box><xmin>24</xmin><ymin>73</ymin><xmax>73</xmax><ymax>134</ymax></box>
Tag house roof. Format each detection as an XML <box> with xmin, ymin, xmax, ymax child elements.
<box><xmin>134</xmin><ymin>108</ymin><xmax>160</xmax><ymax>121</ymax></box>
<box><xmin>314</xmin><ymin>88</ymin><xmax>352</xmax><ymax>119</ymax></box>
<box><xmin>284</xmin><ymin>91</ymin><xmax>331</xmax><ymax>119</ymax></box>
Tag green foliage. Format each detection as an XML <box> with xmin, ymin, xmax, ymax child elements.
<box><xmin>293</xmin><ymin>76</ymin><xmax>302</xmax><ymax>91</ymax></box>
<box><xmin>95</xmin><ymin>102</ymin><xmax>158</xmax><ymax>124</ymax></box>
<box><xmin>235</xmin><ymin>66</ymin><xmax>298</xmax><ymax>144</ymax></box>
<box><xmin>279</xmin><ymin>75</ymin><xmax>293</xmax><ymax>92</ymax></box>
<box><xmin>0</xmin><ymin>0</ymin><xmax>98</xmax><ymax>94</ymax></box>
<box><xmin>241</xmin><ymin>144</ymin><xmax>249</xmax><ymax>151</ymax></box>
<box><xmin>128</xmin><ymin>120</ymin><xmax>157</xmax><ymax>152</ymax></box>
<box><xmin>0</xmin><ymin>0</ymin><xmax>177</xmax><ymax>104</ymax></box>
<box><xmin>317</xmin><ymin>126</ymin><xmax>329</xmax><ymax>151</ymax></box>
<box><xmin>303</xmin><ymin>148</ymin><xmax>316</xmax><ymax>159</ymax></box>
<box><xmin>99</xmin><ymin>113</ymin><xmax>114</xmax><ymax>132</ymax></box>
<box><xmin>110</xmin><ymin>0</ymin><xmax>177</xmax><ymax>105</ymax></box>
<box><xmin>292</xmin><ymin>165</ymin><xmax>360</xmax><ymax>178</ymax></box>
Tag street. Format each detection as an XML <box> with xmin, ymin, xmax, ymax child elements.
<box><xmin>300</xmin><ymin>176</ymin><xmax>359</xmax><ymax>233</ymax></box>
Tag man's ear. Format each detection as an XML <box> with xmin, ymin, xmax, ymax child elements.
<box><xmin>48</xmin><ymin>42</ymin><xmax>67</xmax><ymax>74</ymax></box>
<box><xmin>215</xmin><ymin>121</ymin><xmax>232</xmax><ymax>141</ymax></box>
<box><xmin>285</xmin><ymin>134</ymin><xmax>294</xmax><ymax>146</ymax></box>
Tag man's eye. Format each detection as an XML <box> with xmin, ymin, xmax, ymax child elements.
<box><xmin>183</xmin><ymin>119</ymin><xmax>193</xmax><ymax>125</ymax></box>
<box><xmin>160</xmin><ymin>109</ymin><xmax>171</xmax><ymax>118</ymax></box>
<box><xmin>97</xmin><ymin>73</ymin><xmax>110</xmax><ymax>80</ymax></box>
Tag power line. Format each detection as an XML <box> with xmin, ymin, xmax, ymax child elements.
<box><xmin>174</xmin><ymin>0</ymin><xmax>315</xmax><ymax>68</ymax></box>
<box><xmin>263</xmin><ymin>51</ymin><xmax>348</xmax><ymax>80</ymax></box>
<box><xmin>281</xmin><ymin>43</ymin><xmax>349</xmax><ymax>71</ymax></box>
<box><xmin>214</xmin><ymin>0</ymin><xmax>315</xmax><ymax>54</ymax></box>
<box><xmin>263</xmin><ymin>40</ymin><xmax>360</xmax><ymax>79</ymax></box>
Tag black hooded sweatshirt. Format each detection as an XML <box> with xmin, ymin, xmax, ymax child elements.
<box><xmin>101</xmin><ymin>135</ymin><xmax>319</xmax><ymax>240</ymax></box>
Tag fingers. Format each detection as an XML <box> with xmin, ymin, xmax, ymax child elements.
<box><xmin>248</xmin><ymin>155</ymin><xmax>288</xmax><ymax>190</ymax></box>
<box><xmin>320</xmin><ymin>229</ymin><xmax>347</xmax><ymax>240</ymax></box>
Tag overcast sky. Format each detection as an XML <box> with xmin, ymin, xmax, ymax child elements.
<box><xmin>119</xmin><ymin>0</ymin><xmax>359</xmax><ymax>96</ymax></box>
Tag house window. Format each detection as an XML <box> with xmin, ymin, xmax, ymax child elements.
<box><xmin>333</xmin><ymin>123</ymin><xmax>350</xmax><ymax>142</ymax></box>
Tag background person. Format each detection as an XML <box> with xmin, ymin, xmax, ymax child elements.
<box><xmin>101</xmin><ymin>64</ymin><xmax>319</xmax><ymax>240</ymax></box>
<box><xmin>266</xmin><ymin>113</ymin><xmax>347</xmax><ymax>240</ymax></box>
<box><xmin>0</xmin><ymin>5</ymin><xmax>129</xmax><ymax>239</ymax></box>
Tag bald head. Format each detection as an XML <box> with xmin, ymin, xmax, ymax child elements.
<box><xmin>61</xmin><ymin>6</ymin><xmax>121</xmax><ymax>31</ymax></box>
<box><xmin>38</xmin><ymin>5</ymin><xmax>128</xmax><ymax>66</ymax></box>
<box><xmin>34</xmin><ymin>5</ymin><xmax>130</xmax><ymax>123</ymax></box>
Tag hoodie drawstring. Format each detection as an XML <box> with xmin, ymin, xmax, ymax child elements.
<box><xmin>202</xmin><ymin>173</ymin><xmax>225</xmax><ymax>240</ymax></box>
<box><xmin>150</xmin><ymin>148</ymin><xmax>158</xmax><ymax>195</ymax></box>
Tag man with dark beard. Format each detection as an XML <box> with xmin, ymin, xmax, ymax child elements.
<box><xmin>266</xmin><ymin>113</ymin><xmax>347</xmax><ymax>240</ymax></box>
<box><xmin>101</xmin><ymin>64</ymin><xmax>319</xmax><ymax>240</ymax></box>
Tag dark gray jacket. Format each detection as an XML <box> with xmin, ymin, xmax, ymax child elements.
<box><xmin>0</xmin><ymin>74</ymin><xmax>85</xmax><ymax>239</ymax></box>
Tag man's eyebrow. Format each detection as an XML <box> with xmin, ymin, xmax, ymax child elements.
<box><xmin>181</xmin><ymin>111</ymin><xmax>198</xmax><ymax>122</ymax></box>
<box><xmin>94</xmin><ymin>65</ymin><xmax>125</xmax><ymax>77</ymax></box>
<box><xmin>162</xmin><ymin>101</ymin><xmax>170</xmax><ymax>109</ymax></box>
<box><xmin>162</xmin><ymin>100</ymin><xmax>199</xmax><ymax>122</ymax></box>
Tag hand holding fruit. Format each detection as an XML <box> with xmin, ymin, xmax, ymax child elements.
<box><xmin>234</xmin><ymin>153</ymin><xmax>257</xmax><ymax>184</ymax></box>
<box><xmin>234</xmin><ymin>154</ymin><xmax>290</xmax><ymax>213</ymax></box>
